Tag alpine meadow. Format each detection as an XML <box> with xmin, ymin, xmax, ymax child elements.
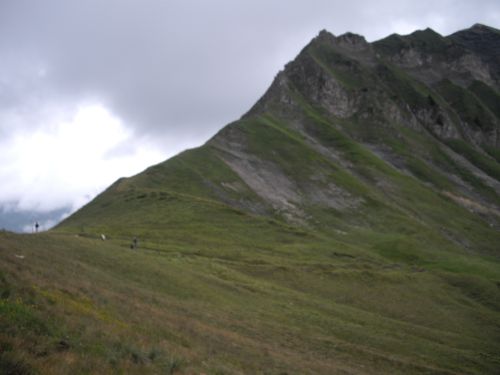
<box><xmin>1</xmin><ymin>24</ymin><xmax>500</xmax><ymax>374</ymax></box>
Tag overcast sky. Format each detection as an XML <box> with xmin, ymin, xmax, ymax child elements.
<box><xmin>1</xmin><ymin>0</ymin><xmax>499</xmax><ymax>230</ymax></box>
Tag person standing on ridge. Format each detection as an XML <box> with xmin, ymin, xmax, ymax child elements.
<box><xmin>35</xmin><ymin>221</ymin><xmax>39</xmax><ymax>233</ymax></box>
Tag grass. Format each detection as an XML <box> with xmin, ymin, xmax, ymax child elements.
<box><xmin>484</xmin><ymin>145</ymin><xmax>500</xmax><ymax>163</ymax></box>
<box><xmin>436</xmin><ymin>80</ymin><xmax>496</xmax><ymax>132</ymax></box>
<box><xmin>375</xmin><ymin>64</ymin><xmax>430</xmax><ymax>109</ymax></box>
<box><xmin>1</xmin><ymin>224</ymin><xmax>500</xmax><ymax>374</ymax></box>
<box><xmin>32</xmin><ymin>78</ymin><xmax>498</xmax><ymax>375</ymax></box>
<box><xmin>468</xmin><ymin>80</ymin><xmax>500</xmax><ymax>120</ymax></box>
<box><xmin>446</xmin><ymin>139</ymin><xmax>500</xmax><ymax>181</ymax></box>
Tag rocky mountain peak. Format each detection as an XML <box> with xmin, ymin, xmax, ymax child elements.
<box><xmin>409</xmin><ymin>27</ymin><xmax>443</xmax><ymax>39</ymax></box>
<box><xmin>449</xmin><ymin>23</ymin><xmax>500</xmax><ymax>44</ymax></box>
<box><xmin>448</xmin><ymin>24</ymin><xmax>500</xmax><ymax>87</ymax></box>
<box><xmin>314</xmin><ymin>29</ymin><xmax>337</xmax><ymax>45</ymax></box>
<box><xmin>469</xmin><ymin>23</ymin><xmax>499</xmax><ymax>34</ymax></box>
<box><xmin>334</xmin><ymin>32</ymin><xmax>370</xmax><ymax>52</ymax></box>
<box><xmin>313</xmin><ymin>29</ymin><xmax>369</xmax><ymax>51</ymax></box>
<box><xmin>245</xmin><ymin>24</ymin><xmax>500</xmax><ymax>148</ymax></box>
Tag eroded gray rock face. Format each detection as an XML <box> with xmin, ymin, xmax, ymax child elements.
<box><xmin>374</xmin><ymin>25</ymin><xmax>500</xmax><ymax>90</ymax></box>
<box><xmin>316</xmin><ymin>30</ymin><xmax>374</xmax><ymax>59</ymax></box>
<box><xmin>449</xmin><ymin>24</ymin><xmax>500</xmax><ymax>90</ymax></box>
<box><xmin>413</xmin><ymin>107</ymin><xmax>460</xmax><ymax>139</ymax></box>
<box><xmin>244</xmin><ymin>71</ymin><xmax>299</xmax><ymax>119</ymax></box>
<box><xmin>210</xmin><ymin>112</ymin><xmax>365</xmax><ymax>223</ymax></box>
<box><xmin>285</xmin><ymin>53</ymin><xmax>360</xmax><ymax>119</ymax></box>
<box><xmin>395</xmin><ymin>53</ymin><xmax>495</xmax><ymax>91</ymax></box>
<box><xmin>392</xmin><ymin>48</ymin><xmax>433</xmax><ymax>68</ymax></box>
<box><xmin>223</xmin><ymin>156</ymin><xmax>303</xmax><ymax>211</ymax></box>
<box><xmin>305</xmin><ymin>172</ymin><xmax>364</xmax><ymax>210</ymax></box>
<box><xmin>334</xmin><ymin>33</ymin><xmax>370</xmax><ymax>51</ymax></box>
<box><xmin>214</xmin><ymin>144</ymin><xmax>364</xmax><ymax>223</ymax></box>
<box><xmin>288</xmin><ymin>28</ymin><xmax>498</xmax><ymax>146</ymax></box>
<box><xmin>208</xmin><ymin>25</ymin><xmax>500</xmax><ymax>224</ymax></box>
<box><xmin>449</xmin><ymin>53</ymin><xmax>494</xmax><ymax>86</ymax></box>
<box><xmin>314</xmin><ymin>77</ymin><xmax>359</xmax><ymax>118</ymax></box>
<box><xmin>209</xmin><ymin>123</ymin><xmax>304</xmax><ymax>221</ymax></box>
<box><xmin>248</xmin><ymin>31</ymin><xmax>376</xmax><ymax>121</ymax></box>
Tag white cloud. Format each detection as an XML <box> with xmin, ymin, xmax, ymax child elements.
<box><xmin>0</xmin><ymin>103</ymin><xmax>168</xmax><ymax>213</ymax></box>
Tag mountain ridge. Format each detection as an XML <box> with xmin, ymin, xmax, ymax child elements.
<box><xmin>2</xmin><ymin>24</ymin><xmax>499</xmax><ymax>374</ymax></box>
<box><xmin>59</xmin><ymin>24</ymin><xmax>500</xmax><ymax>245</ymax></box>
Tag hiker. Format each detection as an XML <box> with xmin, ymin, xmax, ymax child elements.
<box><xmin>35</xmin><ymin>221</ymin><xmax>39</xmax><ymax>233</ymax></box>
<box><xmin>132</xmin><ymin>237</ymin><xmax>138</xmax><ymax>249</ymax></box>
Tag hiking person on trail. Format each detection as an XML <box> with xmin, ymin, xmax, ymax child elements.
<box><xmin>35</xmin><ymin>221</ymin><xmax>39</xmax><ymax>233</ymax></box>
<box><xmin>132</xmin><ymin>237</ymin><xmax>138</xmax><ymax>249</ymax></box>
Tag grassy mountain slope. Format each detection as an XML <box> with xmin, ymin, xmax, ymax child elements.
<box><xmin>1</xmin><ymin>24</ymin><xmax>500</xmax><ymax>374</ymax></box>
<box><xmin>2</xmin><ymin>224</ymin><xmax>500</xmax><ymax>374</ymax></box>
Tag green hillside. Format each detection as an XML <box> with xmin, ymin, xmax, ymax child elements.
<box><xmin>1</xmin><ymin>24</ymin><xmax>500</xmax><ymax>374</ymax></box>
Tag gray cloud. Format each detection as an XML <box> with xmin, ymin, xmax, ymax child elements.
<box><xmin>2</xmin><ymin>0</ymin><xmax>499</xmax><ymax>142</ymax></box>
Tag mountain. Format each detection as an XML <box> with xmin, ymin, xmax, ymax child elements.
<box><xmin>1</xmin><ymin>25</ymin><xmax>500</xmax><ymax>374</ymax></box>
<box><xmin>61</xmin><ymin>24</ymin><xmax>500</xmax><ymax>252</ymax></box>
